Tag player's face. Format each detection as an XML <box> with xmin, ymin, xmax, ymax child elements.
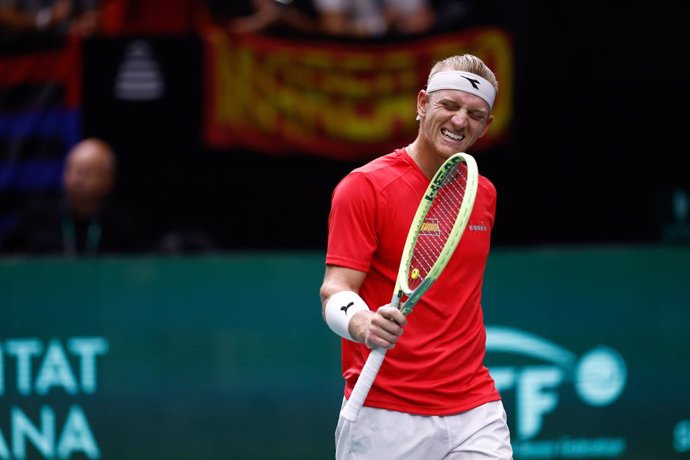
<box><xmin>417</xmin><ymin>89</ymin><xmax>493</xmax><ymax>160</ymax></box>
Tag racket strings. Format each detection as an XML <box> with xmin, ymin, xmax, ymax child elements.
<box><xmin>408</xmin><ymin>164</ymin><xmax>468</xmax><ymax>289</ymax></box>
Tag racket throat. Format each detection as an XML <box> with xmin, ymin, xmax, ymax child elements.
<box><xmin>400</xmin><ymin>278</ymin><xmax>435</xmax><ymax>316</ymax></box>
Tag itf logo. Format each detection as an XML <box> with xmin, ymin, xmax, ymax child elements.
<box><xmin>486</xmin><ymin>327</ymin><xmax>627</xmax><ymax>458</ymax></box>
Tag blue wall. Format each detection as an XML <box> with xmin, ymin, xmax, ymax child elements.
<box><xmin>1</xmin><ymin>247</ymin><xmax>689</xmax><ymax>459</ymax></box>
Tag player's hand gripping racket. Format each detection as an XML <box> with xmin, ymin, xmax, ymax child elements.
<box><xmin>340</xmin><ymin>151</ymin><xmax>479</xmax><ymax>422</ymax></box>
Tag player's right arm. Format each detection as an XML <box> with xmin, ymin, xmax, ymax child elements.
<box><xmin>320</xmin><ymin>265</ymin><xmax>406</xmax><ymax>349</ymax></box>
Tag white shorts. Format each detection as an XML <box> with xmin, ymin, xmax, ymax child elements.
<box><xmin>335</xmin><ymin>399</ymin><xmax>513</xmax><ymax>460</ymax></box>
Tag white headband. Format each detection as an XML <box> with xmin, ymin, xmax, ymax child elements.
<box><xmin>426</xmin><ymin>70</ymin><xmax>496</xmax><ymax>109</ymax></box>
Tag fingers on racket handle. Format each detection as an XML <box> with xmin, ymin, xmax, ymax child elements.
<box><xmin>340</xmin><ymin>347</ymin><xmax>387</xmax><ymax>422</ymax></box>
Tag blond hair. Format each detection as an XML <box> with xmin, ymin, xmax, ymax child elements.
<box><xmin>428</xmin><ymin>54</ymin><xmax>499</xmax><ymax>93</ymax></box>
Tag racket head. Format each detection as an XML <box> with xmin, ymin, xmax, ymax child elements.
<box><xmin>396</xmin><ymin>152</ymin><xmax>478</xmax><ymax>312</ymax></box>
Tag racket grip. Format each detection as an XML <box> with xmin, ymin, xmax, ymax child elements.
<box><xmin>340</xmin><ymin>347</ymin><xmax>387</xmax><ymax>422</ymax></box>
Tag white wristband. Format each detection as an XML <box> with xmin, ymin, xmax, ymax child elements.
<box><xmin>325</xmin><ymin>291</ymin><xmax>369</xmax><ymax>341</ymax></box>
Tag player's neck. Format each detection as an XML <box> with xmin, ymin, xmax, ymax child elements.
<box><xmin>406</xmin><ymin>141</ymin><xmax>442</xmax><ymax>180</ymax></box>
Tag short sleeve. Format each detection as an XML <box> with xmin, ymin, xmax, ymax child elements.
<box><xmin>325</xmin><ymin>172</ymin><xmax>379</xmax><ymax>272</ymax></box>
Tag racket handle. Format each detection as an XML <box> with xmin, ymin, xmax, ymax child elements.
<box><xmin>340</xmin><ymin>347</ymin><xmax>387</xmax><ymax>422</ymax></box>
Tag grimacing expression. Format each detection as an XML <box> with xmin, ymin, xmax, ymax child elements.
<box><xmin>419</xmin><ymin>89</ymin><xmax>493</xmax><ymax>158</ymax></box>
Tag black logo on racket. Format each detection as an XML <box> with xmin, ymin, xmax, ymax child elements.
<box><xmin>341</xmin><ymin>302</ymin><xmax>354</xmax><ymax>315</ymax></box>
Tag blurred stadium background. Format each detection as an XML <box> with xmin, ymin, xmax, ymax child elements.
<box><xmin>1</xmin><ymin>1</ymin><xmax>688</xmax><ymax>459</ymax></box>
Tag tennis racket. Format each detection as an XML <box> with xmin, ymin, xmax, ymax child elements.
<box><xmin>340</xmin><ymin>151</ymin><xmax>479</xmax><ymax>422</ymax></box>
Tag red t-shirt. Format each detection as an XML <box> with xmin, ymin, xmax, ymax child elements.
<box><xmin>326</xmin><ymin>148</ymin><xmax>500</xmax><ymax>415</ymax></box>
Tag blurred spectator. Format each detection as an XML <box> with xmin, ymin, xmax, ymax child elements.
<box><xmin>0</xmin><ymin>0</ymin><xmax>102</xmax><ymax>37</ymax></box>
<box><xmin>209</xmin><ymin>0</ymin><xmax>318</xmax><ymax>36</ymax></box>
<box><xmin>99</xmin><ymin>0</ymin><xmax>209</xmax><ymax>36</ymax></box>
<box><xmin>216</xmin><ymin>0</ymin><xmax>473</xmax><ymax>39</ymax></box>
<box><xmin>0</xmin><ymin>138</ymin><xmax>150</xmax><ymax>256</ymax></box>
<box><xmin>215</xmin><ymin>0</ymin><xmax>431</xmax><ymax>38</ymax></box>
<box><xmin>314</xmin><ymin>0</ymin><xmax>436</xmax><ymax>37</ymax></box>
<box><xmin>314</xmin><ymin>0</ymin><xmax>480</xmax><ymax>38</ymax></box>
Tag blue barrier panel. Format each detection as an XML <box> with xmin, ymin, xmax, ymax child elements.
<box><xmin>481</xmin><ymin>247</ymin><xmax>690</xmax><ymax>459</ymax></box>
<box><xmin>0</xmin><ymin>247</ymin><xmax>689</xmax><ymax>459</ymax></box>
<box><xmin>0</xmin><ymin>254</ymin><xmax>341</xmax><ymax>460</ymax></box>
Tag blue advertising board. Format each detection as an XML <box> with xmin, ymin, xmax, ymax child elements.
<box><xmin>0</xmin><ymin>247</ymin><xmax>688</xmax><ymax>459</ymax></box>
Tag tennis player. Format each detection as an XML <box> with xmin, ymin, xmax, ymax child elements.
<box><xmin>320</xmin><ymin>54</ymin><xmax>513</xmax><ymax>459</ymax></box>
